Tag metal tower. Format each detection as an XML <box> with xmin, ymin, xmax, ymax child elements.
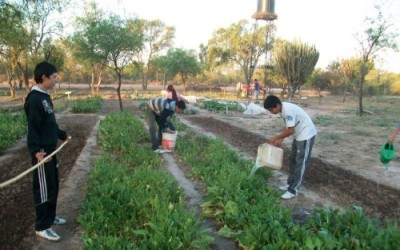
<box><xmin>252</xmin><ymin>0</ymin><xmax>277</xmax><ymax>93</ymax></box>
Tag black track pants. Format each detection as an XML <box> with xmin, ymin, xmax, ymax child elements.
<box><xmin>32</xmin><ymin>157</ymin><xmax>59</xmax><ymax>231</ymax></box>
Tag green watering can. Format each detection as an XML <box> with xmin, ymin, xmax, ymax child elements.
<box><xmin>380</xmin><ymin>143</ymin><xmax>396</xmax><ymax>164</ymax></box>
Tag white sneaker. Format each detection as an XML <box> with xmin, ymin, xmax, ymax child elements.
<box><xmin>279</xmin><ymin>184</ymin><xmax>289</xmax><ymax>191</ymax></box>
<box><xmin>153</xmin><ymin>149</ymin><xmax>165</xmax><ymax>153</ymax></box>
<box><xmin>53</xmin><ymin>216</ymin><xmax>66</xmax><ymax>225</ymax></box>
<box><xmin>36</xmin><ymin>227</ymin><xmax>61</xmax><ymax>241</ymax></box>
<box><xmin>281</xmin><ymin>191</ymin><xmax>297</xmax><ymax>200</ymax></box>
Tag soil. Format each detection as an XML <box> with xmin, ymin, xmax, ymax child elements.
<box><xmin>0</xmin><ymin>114</ymin><xmax>99</xmax><ymax>250</ymax></box>
<box><xmin>1</xmin><ymin>96</ymin><xmax>399</xmax><ymax>250</ymax></box>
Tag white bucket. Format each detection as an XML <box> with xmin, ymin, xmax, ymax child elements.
<box><xmin>255</xmin><ymin>143</ymin><xmax>283</xmax><ymax>170</ymax></box>
<box><xmin>162</xmin><ymin>131</ymin><xmax>178</xmax><ymax>150</ymax></box>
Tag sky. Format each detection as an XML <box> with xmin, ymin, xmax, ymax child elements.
<box><xmin>68</xmin><ymin>0</ymin><xmax>400</xmax><ymax>73</ymax></box>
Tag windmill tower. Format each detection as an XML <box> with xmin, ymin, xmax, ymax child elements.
<box><xmin>252</xmin><ymin>0</ymin><xmax>277</xmax><ymax>93</ymax></box>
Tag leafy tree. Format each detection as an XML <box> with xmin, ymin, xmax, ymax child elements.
<box><xmin>198</xmin><ymin>43</ymin><xmax>210</xmax><ymax>72</ymax></box>
<box><xmin>136</xmin><ymin>19</ymin><xmax>174</xmax><ymax>90</ymax></box>
<box><xmin>207</xmin><ymin>20</ymin><xmax>273</xmax><ymax>96</ymax></box>
<box><xmin>354</xmin><ymin>4</ymin><xmax>398</xmax><ymax>116</ymax></box>
<box><xmin>42</xmin><ymin>38</ymin><xmax>64</xmax><ymax>69</ymax></box>
<box><xmin>389</xmin><ymin>73</ymin><xmax>400</xmax><ymax>94</ymax></box>
<box><xmin>307</xmin><ymin>68</ymin><xmax>330</xmax><ymax>104</ymax></box>
<box><xmin>0</xmin><ymin>2</ymin><xmax>28</xmax><ymax>97</ymax></box>
<box><xmin>339</xmin><ymin>57</ymin><xmax>363</xmax><ymax>101</ymax></box>
<box><xmin>16</xmin><ymin>0</ymin><xmax>66</xmax><ymax>93</ymax></box>
<box><xmin>153</xmin><ymin>55</ymin><xmax>171</xmax><ymax>89</ymax></box>
<box><xmin>71</xmin><ymin>2</ymin><xmax>107</xmax><ymax>95</ymax></box>
<box><xmin>94</xmin><ymin>15</ymin><xmax>143</xmax><ymax>110</ymax></box>
<box><xmin>274</xmin><ymin>39</ymin><xmax>319</xmax><ymax>101</ymax></box>
<box><xmin>326</xmin><ymin>61</ymin><xmax>345</xmax><ymax>98</ymax></box>
<box><xmin>364</xmin><ymin>67</ymin><xmax>389</xmax><ymax>96</ymax></box>
<box><xmin>156</xmin><ymin>48</ymin><xmax>201</xmax><ymax>93</ymax></box>
<box><xmin>72</xmin><ymin>7</ymin><xmax>143</xmax><ymax>110</ymax></box>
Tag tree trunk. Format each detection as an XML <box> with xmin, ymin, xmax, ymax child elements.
<box><xmin>288</xmin><ymin>84</ymin><xmax>295</xmax><ymax>102</ymax></box>
<box><xmin>358</xmin><ymin>64</ymin><xmax>366</xmax><ymax>116</ymax></box>
<box><xmin>358</xmin><ymin>80</ymin><xmax>364</xmax><ymax>116</ymax></box>
<box><xmin>163</xmin><ymin>75</ymin><xmax>166</xmax><ymax>89</ymax></box>
<box><xmin>90</xmin><ymin>68</ymin><xmax>95</xmax><ymax>96</ymax></box>
<box><xmin>8</xmin><ymin>79</ymin><xmax>16</xmax><ymax>98</ymax></box>
<box><xmin>117</xmin><ymin>72</ymin><xmax>123</xmax><ymax>111</ymax></box>
<box><xmin>96</xmin><ymin>71</ymin><xmax>103</xmax><ymax>96</ymax></box>
<box><xmin>143</xmin><ymin>68</ymin><xmax>149</xmax><ymax>91</ymax></box>
<box><xmin>318</xmin><ymin>88</ymin><xmax>322</xmax><ymax>105</ymax></box>
<box><xmin>180</xmin><ymin>73</ymin><xmax>186</xmax><ymax>94</ymax></box>
<box><xmin>342</xmin><ymin>87</ymin><xmax>346</xmax><ymax>103</ymax></box>
<box><xmin>141</xmin><ymin>71</ymin><xmax>147</xmax><ymax>90</ymax></box>
<box><xmin>17</xmin><ymin>62</ymin><xmax>31</xmax><ymax>92</ymax></box>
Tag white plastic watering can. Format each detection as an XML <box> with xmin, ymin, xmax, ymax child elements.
<box><xmin>249</xmin><ymin>143</ymin><xmax>283</xmax><ymax>178</ymax></box>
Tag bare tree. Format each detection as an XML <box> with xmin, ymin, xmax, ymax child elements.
<box><xmin>354</xmin><ymin>4</ymin><xmax>398</xmax><ymax>116</ymax></box>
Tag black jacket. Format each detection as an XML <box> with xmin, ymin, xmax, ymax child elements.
<box><xmin>24</xmin><ymin>87</ymin><xmax>67</xmax><ymax>157</ymax></box>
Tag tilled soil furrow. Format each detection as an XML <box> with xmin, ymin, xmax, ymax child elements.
<box><xmin>184</xmin><ymin>115</ymin><xmax>400</xmax><ymax>221</ymax></box>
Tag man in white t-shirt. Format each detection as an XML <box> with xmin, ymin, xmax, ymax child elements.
<box><xmin>264</xmin><ymin>95</ymin><xmax>317</xmax><ymax>199</ymax></box>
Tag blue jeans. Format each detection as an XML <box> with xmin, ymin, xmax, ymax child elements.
<box><xmin>254</xmin><ymin>90</ymin><xmax>259</xmax><ymax>101</ymax></box>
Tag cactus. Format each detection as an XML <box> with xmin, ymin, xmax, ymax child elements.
<box><xmin>274</xmin><ymin>39</ymin><xmax>319</xmax><ymax>100</ymax></box>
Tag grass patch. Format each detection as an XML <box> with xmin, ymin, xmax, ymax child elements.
<box><xmin>315</xmin><ymin>115</ymin><xmax>335</xmax><ymax>126</ymax></box>
<box><xmin>318</xmin><ymin>132</ymin><xmax>341</xmax><ymax>146</ymax></box>
<box><xmin>0</xmin><ymin>111</ymin><xmax>26</xmax><ymax>152</ymax></box>
<box><xmin>351</xmin><ymin>128</ymin><xmax>371</xmax><ymax>136</ymax></box>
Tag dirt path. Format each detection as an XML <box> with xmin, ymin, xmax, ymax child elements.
<box><xmin>161</xmin><ymin>153</ymin><xmax>237</xmax><ymax>250</ymax></box>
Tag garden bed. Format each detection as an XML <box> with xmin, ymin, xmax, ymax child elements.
<box><xmin>1</xmin><ymin>97</ymin><xmax>399</xmax><ymax>249</ymax></box>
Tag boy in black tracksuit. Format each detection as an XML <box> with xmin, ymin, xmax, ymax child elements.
<box><xmin>24</xmin><ymin>61</ymin><xmax>68</xmax><ymax>241</ymax></box>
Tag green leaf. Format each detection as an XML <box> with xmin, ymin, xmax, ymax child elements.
<box><xmin>225</xmin><ymin>200</ymin><xmax>239</xmax><ymax>217</ymax></box>
<box><xmin>218</xmin><ymin>225</ymin><xmax>233</xmax><ymax>238</ymax></box>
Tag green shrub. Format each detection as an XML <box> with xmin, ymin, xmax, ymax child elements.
<box><xmin>71</xmin><ymin>96</ymin><xmax>103</xmax><ymax>113</ymax></box>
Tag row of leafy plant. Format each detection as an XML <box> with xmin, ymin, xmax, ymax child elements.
<box><xmin>173</xmin><ymin>119</ymin><xmax>400</xmax><ymax>249</ymax></box>
<box><xmin>0</xmin><ymin>96</ymin><xmax>102</xmax><ymax>152</ymax></box>
<box><xmin>0</xmin><ymin>110</ymin><xmax>26</xmax><ymax>152</ymax></box>
<box><xmin>79</xmin><ymin>111</ymin><xmax>213</xmax><ymax>249</ymax></box>
<box><xmin>70</xmin><ymin>96</ymin><xmax>104</xmax><ymax>113</ymax></box>
<box><xmin>199</xmin><ymin>99</ymin><xmax>244</xmax><ymax>113</ymax></box>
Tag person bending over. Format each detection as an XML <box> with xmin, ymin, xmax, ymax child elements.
<box><xmin>146</xmin><ymin>97</ymin><xmax>186</xmax><ymax>153</ymax></box>
<box><xmin>264</xmin><ymin>95</ymin><xmax>317</xmax><ymax>200</ymax></box>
